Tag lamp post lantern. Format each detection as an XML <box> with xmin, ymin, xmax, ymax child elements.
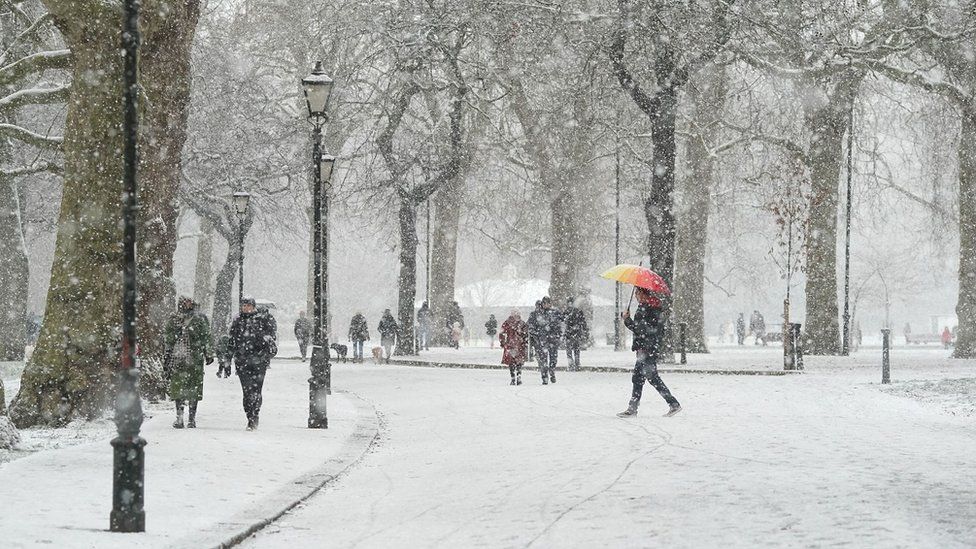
<box><xmin>233</xmin><ymin>191</ymin><xmax>251</xmax><ymax>307</ymax></box>
<box><xmin>111</xmin><ymin>0</ymin><xmax>146</xmax><ymax>533</ymax></box>
<box><xmin>303</xmin><ymin>61</ymin><xmax>335</xmax><ymax>429</ymax></box>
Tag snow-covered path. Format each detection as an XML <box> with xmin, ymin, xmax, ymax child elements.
<box><xmin>245</xmin><ymin>363</ymin><xmax>976</xmax><ymax>548</ymax></box>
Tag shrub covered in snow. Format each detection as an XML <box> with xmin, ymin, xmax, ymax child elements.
<box><xmin>0</xmin><ymin>416</ymin><xmax>20</xmax><ymax>450</ymax></box>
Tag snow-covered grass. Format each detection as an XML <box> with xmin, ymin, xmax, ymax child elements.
<box><xmin>881</xmin><ymin>377</ymin><xmax>976</xmax><ymax>417</ymax></box>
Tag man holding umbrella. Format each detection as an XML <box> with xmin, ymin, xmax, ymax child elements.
<box><xmin>601</xmin><ymin>264</ymin><xmax>682</xmax><ymax>418</ymax></box>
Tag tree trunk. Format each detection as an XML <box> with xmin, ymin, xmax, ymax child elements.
<box><xmin>645</xmin><ymin>87</ymin><xmax>679</xmax><ymax>362</ymax></box>
<box><xmin>0</xmin><ymin>174</ymin><xmax>29</xmax><ymax>361</ymax></box>
<box><xmin>549</xmin><ymin>188</ymin><xmax>582</xmax><ymax>305</ymax></box>
<box><xmin>429</xmin><ymin>177</ymin><xmax>463</xmax><ymax>344</ymax></box>
<box><xmin>394</xmin><ymin>200</ymin><xmax>419</xmax><ymax>355</ymax></box>
<box><xmin>801</xmin><ymin>88</ymin><xmax>853</xmax><ymax>355</ymax></box>
<box><xmin>211</xmin><ymin>244</ymin><xmax>238</xmax><ymax>342</ymax></box>
<box><xmin>954</xmin><ymin>107</ymin><xmax>976</xmax><ymax>357</ymax></box>
<box><xmin>9</xmin><ymin>29</ymin><xmax>125</xmax><ymax>427</ymax></box>
<box><xmin>136</xmin><ymin>1</ymin><xmax>201</xmax><ymax>360</ymax></box>
<box><xmin>673</xmin><ymin>65</ymin><xmax>725</xmax><ymax>354</ymax></box>
<box><xmin>192</xmin><ymin>217</ymin><xmax>214</xmax><ymax>314</ymax></box>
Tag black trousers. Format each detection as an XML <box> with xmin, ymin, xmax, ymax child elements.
<box><xmin>536</xmin><ymin>343</ymin><xmax>558</xmax><ymax>379</ymax></box>
<box><xmin>566</xmin><ymin>340</ymin><xmax>581</xmax><ymax>370</ymax></box>
<box><xmin>630</xmin><ymin>351</ymin><xmax>678</xmax><ymax>408</ymax></box>
<box><xmin>238</xmin><ymin>368</ymin><xmax>267</xmax><ymax>422</ymax></box>
<box><xmin>298</xmin><ymin>338</ymin><xmax>309</xmax><ymax>359</ymax></box>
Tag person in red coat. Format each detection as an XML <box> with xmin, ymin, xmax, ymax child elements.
<box><xmin>500</xmin><ymin>310</ymin><xmax>529</xmax><ymax>385</ymax></box>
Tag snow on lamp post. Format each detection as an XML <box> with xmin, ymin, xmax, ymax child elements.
<box><xmin>112</xmin><ymin>0</ymin><xmax>146</xmax><ymax>533</ymax></box>
<box><xmin>303</xmin><ymin>61</ymin><xmax>335</xmax><ymax>429</ymax></box>
<box><xmin>233</xmin><ymin>191</ymin><xmax>251</xmax><ymax>308</ymax></box>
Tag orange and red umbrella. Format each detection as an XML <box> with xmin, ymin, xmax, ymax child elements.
<box><xmin>600</xmin><ymin>264</ymin><xmax>671</xmax><ymax>295</ymax></box>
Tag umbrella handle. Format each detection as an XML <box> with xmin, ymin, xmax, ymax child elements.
<box><xmin>624</xmin><ymin>259</ymin><xmax>643</xmax><ymax>315</ymax></box>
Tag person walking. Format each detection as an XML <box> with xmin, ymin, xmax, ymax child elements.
<box><xmin>942</xmin><ymin>326</ymin><xmax>953</xmax><ymax>349</ymax></box>
<box><xmin>215</xmin><ymin>330</ymin><xmax>233</xmax><ymax>378</ymax></box>
<box><xmin>228</xmin><ymin>296</ymin><xmax>278</xmax><ymax>430</ymax></box>
<box><xmin>163</xmin><ymin>297</ymin><xmax>214</xmax><ymax>429</ymax></box>
<box><xmin>750</xmin><ymin>310</ymin><xmax>767</xmax><ymax>346</ymax></box>
<box><xmin>576</xmin><ymin>288</ymin><xmax>595</xmax><ymax>347</ymax></box>
<box><xmin>417</xmin><ymin>301</ymin><xmax>432</xmax><ymax>351</ymax></box>
<box><xmin>617</xmin><ymin>288</ymin><xmax>681</xmax><ymax>418</ymax></box>
<box><xmin>348</xmin><ymin>312</ymin><xmax>370</xmax><ymax>363</ymax></box>
<box><xmin>445</xmin><ymin>301</ymin><xmax>465</xmax><ymax>347</ymax></box>
<box><xmin>735</xmin><ymin>313</ymin><xmax>746</xmax><ymax>346</ymax></box>
<box><xmin>564</xmin><ymin>297</ymin><xmax>588</xmax><ymax>371</ymax></box>
<box><xmin>378</xmin><ymin>309</ymin><xmax>399</xmax><ymax>363</ymax></box>
<box><xmin>537</xmin><ymin>296</ymin><xmax>562</xmax><ymax>384</ymax></box>
<box><xmin>485</xmin><ymin>314</ymin><xmax>499</xmax><ymax>349</ymax></box>
<box><xmin>294</xmin><ymin>311</ymin><xmax>312</xmax><ymax>362</ymax></box>
<box><xmin>499</xmin><ymin>310</ymin><xmax>528</xmax><ymax>385</ymax></box>
<box><xmin>527</xmin><ymin>300</ymin><xmax>543</xmax><ymax>368</ymax></box>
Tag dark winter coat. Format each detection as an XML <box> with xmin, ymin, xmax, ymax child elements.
<box><xmin>349</xmin><ymin>314</ymin><xmax>370</xmax><ymax>342</ymax></box>
<box><xmin>750</xmin><ymin>312</ymin><xmax>766</xmax><ymax>335</ymax></box>
<box><xmin>378</xmin><ymin>314</ymin><xmax>399</xmax><ymax>346</ymax></box>
<box><xmin>527</xmin><ymin>308</ymin><xmax>543</xmax><ymax>348</ymax></box>
<box><xmin>294</xmin><ymin>317</ymin><xmax>312</xmax><ymax>343</ymax></box>
<box><xmin>164</xmin><ymin>311</ymin><xmax>214</xmax><ymax>401</ymax></box>
<box><xmin>624</xmin><ymin>304</ymin><xmax>663</xmax><ymax>353</ymax></box>
<box><xmin>485</xmin><ymin>316</ymin><xmax>498</xmax><ymax>336</ymax></box>
<box><xmin>500</xmin><ymin>316</ymin><xmax>528</xmax><ymax>365</ymax></box>
<box><xmin>564</xmin><ymin>306</ymin><xmax>588</xmax><ymax>344</ymax></box>
<box><xmin>229</xmin><ymin>310</ymin><xmax>277</xmax><ymax>373</ymax></box>
<box><xmin>735</xmin><ymin>317</ymin><xmax>746</xmax><ymax>336</ymax></box>
<box><xmin>446</xmin><ymin>303</ymin><xmax>465</xmax><ymax>330</ymax></box>
<box><xmin>536</xmin><ymin>308</ymin><xmax>563</xmax><ymax>347</ymax></box>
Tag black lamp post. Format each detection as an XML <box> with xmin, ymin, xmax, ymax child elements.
<box><xmin>842</xmin><ymin>101</ymin><xmax>854</xmax><ymax>356</ymax></box>
<box><xmin>303</xmin><ymin>61</ymin><xmax>335</xmax><ymax>429</ymax></box>
<box><xmin>233</xmin><ymin>191</ymin><xmax>251</xmax><ymax>307</ymax></box>
<box><xmin>111</xmin><ymin>0</ymin><xmax>146</xmax><ymax>533</ymax></box>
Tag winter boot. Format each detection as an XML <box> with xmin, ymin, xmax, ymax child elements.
<box><xmin>664</xmin><ymin>404</ymin><xmax>682</xmax><ymax>417</ymax></box>
<box><xmin>173</xmin><ymin>401</ymin><xmax>185</xmax><ymax>429</ymax></box>
<box><xmin>516</xmin><ymin>373</ymin><xmax>522</xmax><ymax>385</ymax></box>
<box><xmin>187</xmin><ymin>402</ymin><xmax>198</xmax><ymax>428</ymax></box>
<box><xmin>550</xmin><ymin>373</ymin><xmax>556</xmax><ymax>384</ymax></box>
<box><xmin>616</xmin><ymin>399</ymin><xmax>639</xmax><ymax>418</ymax></box>
<box><xmin>510</xmin><ymin>377</ymin><xmax>516</xmax><ymax>386</ymax></box>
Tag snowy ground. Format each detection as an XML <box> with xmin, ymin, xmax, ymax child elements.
<box><xmin>0</xmin><ymin>360</ymin><xmax>375</xmax><ymax>548</ymax></box>
<box><xmin>242</xmin><ymin>348</ymin><xmax>976</xmax><ymax>548</ymax></box>
<box><xmin>3</xmin><ymin>346</ymin><xmax>975</xmax><ymax>548</ymax></box>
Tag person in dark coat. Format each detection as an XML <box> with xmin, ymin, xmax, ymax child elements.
<box><xmin>735</xmin><ymin>313</ymin><xmax>746</xmax><ymax>346</ymax></box>
<box><xmin>164</xmin><ymin>297</ymin><xmax>214</xmax><ymax>428</ymax></box>
<box><xmin>294</xmin><ymin>311</ymin><xmax>312</xmax><ymax>362</ymax></box>
<box><xmin>564</xmin><ymin>297</ymin><xmax>588</xmax><ymax>371</ymax></box>
<box><xmin>499</xmin><ymin>310</ymin><xmax>528</xmax><ymax>385</ymax></box>
<box><xmin>228</xmin><ymin>296</ymin><xmax>278</xmax><ymax>430</ymax></box>
<box><xmin>526</xmin><ymin>300</ymin><xmax>542</xmax><ymax>370</ymax></box>
<box><xmin>536</xmin><ymin>296</ymin><xmax>562</xmax><ymax>385</ymax></box>
<box><xmin>215</xmin><ymin>331</ymin><xmax>233</xmax><ymax>378</ymax></box>
<box><xmin>485</xmin><ymin>314</ymin><xmax>499</xmax><ymax>349</ymax></box>
<box><xmin>378</xmin><ymin>309</ymin><xmax>399</xmax><ymax>363</ymax></box>
<box><xmin>348</xmin><ymin>313</ymin><xmax>369</xmax><ymax>363</ymax></box>
<box><xmin>617</xmin><ymin>288</ymin><xmax>681</xmax><ymax>418</ymax></box>
<box><xmin>445</xmin><ymin>301</ymin><xmax>465</xmax><ymax>348</ymax></box>
<box><xmin>416</xmin><ymin>302</ymin><xmax>432</xmax><ymax>350</ymax></box>
<box><xmin>750</xmin><ymin>310</ymin><xmax>766</xmax><ymax>346</ymax></box>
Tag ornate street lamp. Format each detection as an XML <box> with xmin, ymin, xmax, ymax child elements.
<box><xmin>303</xmin><ymin>61</ymin><xmax>335</xmax><ymax>429</ymax></box>
<box><xmin>233</xmin><ymin>191</ymin><xmax>251</xmax><ymax>307</ymax></box>
<box><xmin>112</xmin><ymin>0</ymin><xmax>146</xmax><ymax>533</ymax></box>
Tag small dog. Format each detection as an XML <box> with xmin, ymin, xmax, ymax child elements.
<box><xmin>330</xmin><ymin>343</ymin><xmax>348</xmax><ymax>362</ymax></box>
<box><xmin>371</xmin><ymin>346</ymin><xmax>384</xmax><ymax>363</ymax></box>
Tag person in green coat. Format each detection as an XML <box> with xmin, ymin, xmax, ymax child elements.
<box><xmin>164</xmin><ymin>297</ymin><xmax>214</xmax><ymax>428</ymax></box>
